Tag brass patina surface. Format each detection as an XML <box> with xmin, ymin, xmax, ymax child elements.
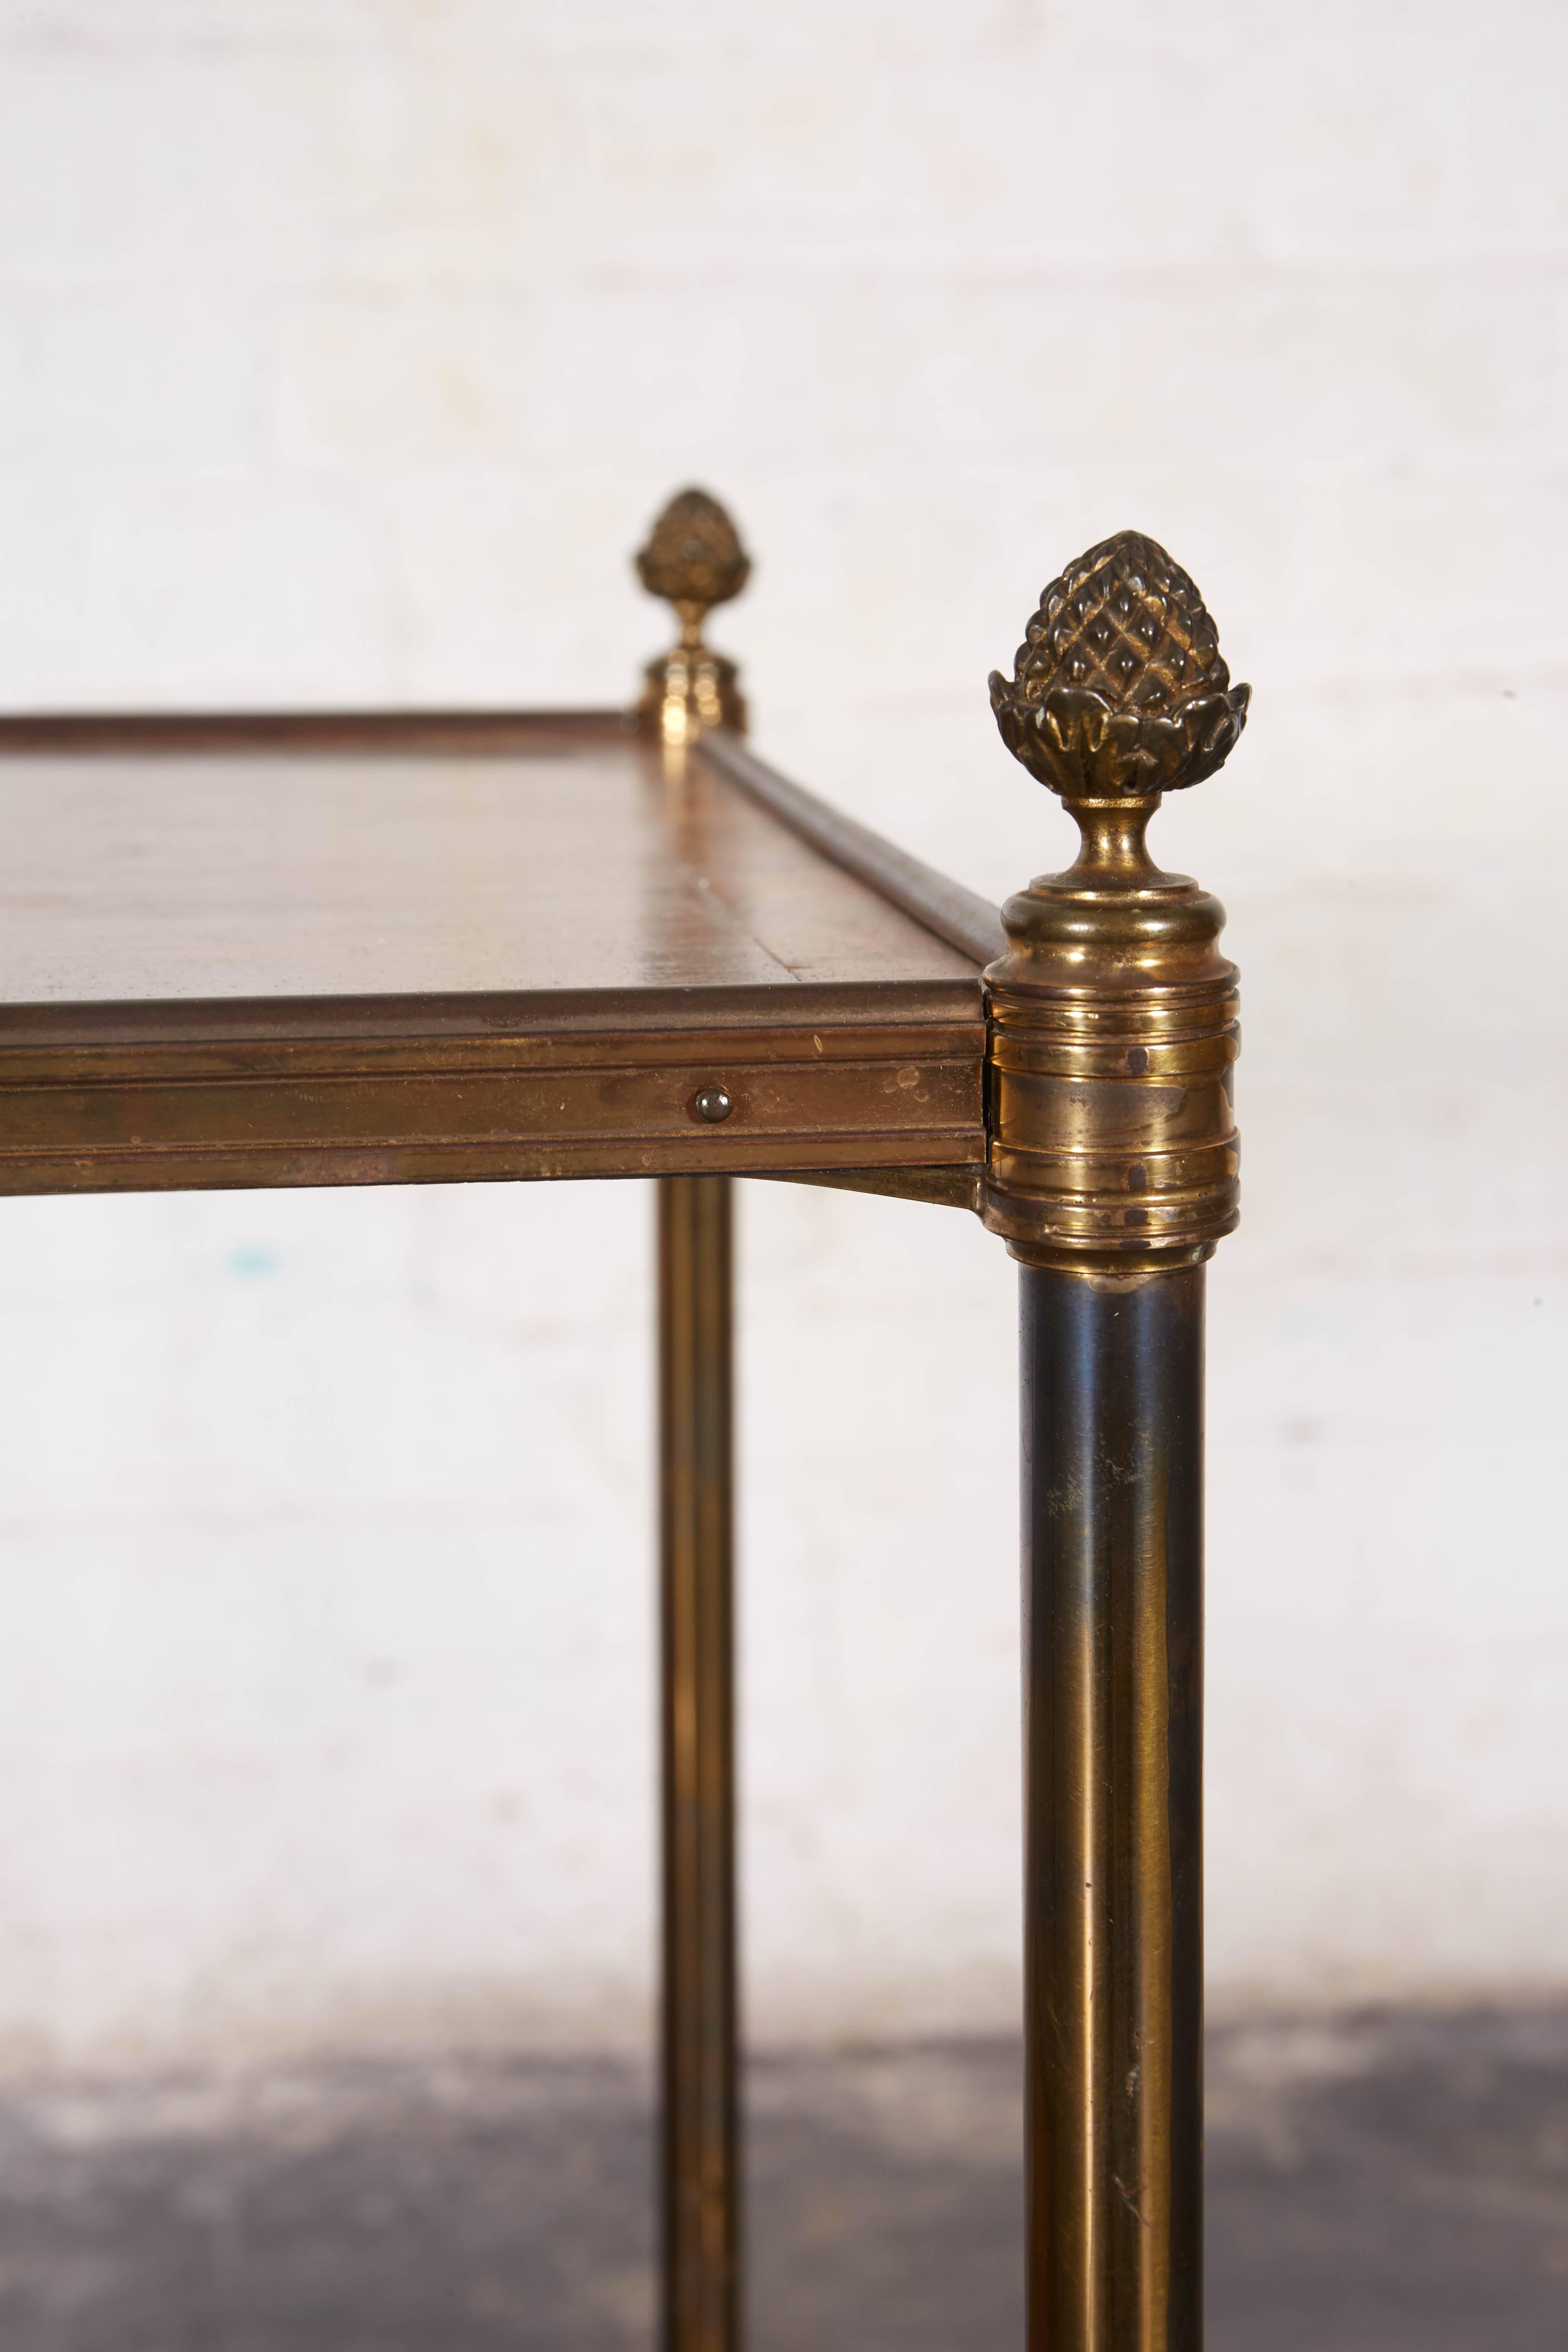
<box><xmin>635</xmin><ymin>489</ymin><xmax>751</xmax><ymax>744</ymax></box>
<box><xmin>1021</xmin><ymin>1262</ymin><xmax>1205</xmax><ymax>2352</ymax></box>
<box><xmin>988</xmin><ymin>532</ymin><xmax>1248</xmax><ymax>2352</ymax></box>
<box><xmin>0</xmin><ymin>497</ymin><xmax>1261</xmax><ymax>2352</ymax></box>
<box><xmin>983</xmin><ymin>531</ymin><xmax>1249</xmax><ymax>1273</ymax></box>
<box><xmin>659</xmin><ymin>1175</ymin><xmax>739</xmax><ymax>2352</ymax></box>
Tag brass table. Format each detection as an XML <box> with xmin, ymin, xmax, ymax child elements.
<box><xmin>0</xmin><ymin>492</ymin><xmax>1248</xmax><ymax>2352</ymax></box>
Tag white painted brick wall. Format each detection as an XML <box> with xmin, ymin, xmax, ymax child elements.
<box><xmin>0</xmin><ymin>0</ymin><xmax>1561</xmax><ymax>2066</ymax></box>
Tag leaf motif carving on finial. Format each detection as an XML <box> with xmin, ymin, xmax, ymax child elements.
<box><xmin>989</xmin><ymin>531</ymin><xmax>1250</xmax><ymax>799</ymax></box>
<box><xmin>635</xmin><ymin>488</ymin><xmax>751</xmax><ymax>615</ymax></box>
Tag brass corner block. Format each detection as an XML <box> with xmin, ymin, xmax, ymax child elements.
<box><xmin>634</xmin><ymin>488</ymin><xmax>751</xmax><ymax>745</ymax></box>
<box><xmin>982</xmin><ymin>530</ymin><xmax>1250</xmax><ymax>1274</ymax></box>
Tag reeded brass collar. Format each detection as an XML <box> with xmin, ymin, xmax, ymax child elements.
<box><xmin>982</xmin><ymin>531</ymin><xmax>1250</xmax><ymax>1273</ymax></box>
<box><xmin>634</xmin><ymin>487</ymin><xmax>751</xmax><ymax>744</ymax></box>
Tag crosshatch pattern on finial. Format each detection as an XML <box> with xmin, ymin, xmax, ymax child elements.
<box><xmin>635</xmin><ymin>488</ymin><xmax>751</xmax><ymax>615</ymax></box>
<box><xmin>989</xmin><ymin>530</ymin><xmax>1250</xmax><ymax>800</ymax></box>
<box><xmin>633</xmin><ymin>487</ymin><xmax>751</xmax><ymax>742</ymax></box>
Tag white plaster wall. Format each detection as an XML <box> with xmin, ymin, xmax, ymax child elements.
<box><xmin>0</xmin><ymin>0</ymin><xmax>1561</xmax><ymax>2067</ymax></box>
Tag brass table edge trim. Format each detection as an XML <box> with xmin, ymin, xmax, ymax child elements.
<box><xmin>754</xmin><ymin>1163</ymin><xmax>982</xmax><ymax>1212</ymax></box>
<box><xmin>0</xmin><ymin>707</ymin><xmax>629</xmax><ymax>754</ymax></box>
<box><xmin>0</xmin><ymin>1130</ymin><xmax>989</xmax><ymax>1199</ymax></box>
<box><xmin>0</xmin><ymin>984</ymin><xmax>986</xmax><ymax>1055</ymax></box>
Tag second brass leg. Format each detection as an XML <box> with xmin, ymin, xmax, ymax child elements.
<box><xmin>658</xmin><ymin>1174</ymin><xmax>739</xmax><ymax>2352</ymax></box>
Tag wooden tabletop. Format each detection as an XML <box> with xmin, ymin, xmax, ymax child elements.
<box><xmin>0</xmin><ymin>714</ymin><xmax>998</xmax><ymax>1196</ymax></box>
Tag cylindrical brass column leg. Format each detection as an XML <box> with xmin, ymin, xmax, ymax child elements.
<box><xmin>1021</xmin><ymin>1264</ymin><xmax>1204</xmax><ymax>2352</ymax></box>
<box><xmin>658</xmin><ymin>1174</ymin><xmax>739</xmax><ymax>2352</ymax></box>
<box><xmin>980</xmin><ymin>526</ymin><xmax>1245</xmax><ymax>2352</ymax></box>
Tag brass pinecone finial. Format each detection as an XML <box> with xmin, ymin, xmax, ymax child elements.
<box><xmin>989</xmin><ymin>530</ymin><xmax>1250</xmax><ymax>800</ymax></box>
<box><xmin>634</xmin><ymin>487</ymin><xmax>751</xmax><ymax>742</ymax></box>
<box><xmin>635</xmin><ymin>488</ymin><xmax>751</xmax><ymax>617</ymax></box>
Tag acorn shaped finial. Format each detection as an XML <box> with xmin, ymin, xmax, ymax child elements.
<box><xmin>989</xmin><ymin>531</ymin><xmax>1250</xmax><ymax>800</ymax></box>
<box><xmin>636</xmin><ymin>488</ymin><xmax>751</xmax><ymax>615</ymax></box>
<box><xmin>633</xmin><ymin>488</ymin><xmax>751</xmax><ymax>743</ymax></box>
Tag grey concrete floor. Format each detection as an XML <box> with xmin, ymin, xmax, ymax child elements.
<box><xmin>0</xmin><ymin>2010</ymin><xmax>1562</xmax><ymax>2350</ymax></box>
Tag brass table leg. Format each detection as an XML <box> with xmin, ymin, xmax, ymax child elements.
<box><xmin>1021</xmin><ymin>1265</ymin><xmax>1204</xmax><ymax>2351</ymax></box>
<box><xmin>657</xmin><ymin>1174</ymin><xmax>739</xmax><ymax>2352</ymax></box>
<box><xmin>982</xmin><ymin>530</ymin><xmax>1251</xmax><ymax>2349</ymax></box>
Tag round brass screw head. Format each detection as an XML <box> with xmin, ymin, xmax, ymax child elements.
<box><xmin>693</xmin><ymin>1085</ymin><xmax>733</xmax><ymax>1124</ymax></box>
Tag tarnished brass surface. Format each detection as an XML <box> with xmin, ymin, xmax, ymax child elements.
<box><xmin>659</xmin><ymin>1174</ymin><xmax>739</xmax><ymax>2352</ymax></box>
<box><xmin>991</xmin><ymin>531</ymin><xmax>1248</xmax><ymax>2352</ymax></box>
<box><xmin>636</xmin><ymin>490</ymin><xmax>751</xmax><ymax>744</ymax></box>
<box><xmin>758</xmin><ymin>1162</ymin><xmax>981</xmax><ymax>1211</ymax></box>
<box><xmin>0</xmin><ymin>1028</ymin><xmax>983</xmax><ymax>1198</ymax></box>
<box><xmin>1022</xmin><ymin>1265</ymin><xmax>1204</xmax><ymax>2352</ymax></box>
<box><xmin>983</xmin><ymin>532</ymin><xmax>1248</xmax><ymax>1273</ymax></box>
